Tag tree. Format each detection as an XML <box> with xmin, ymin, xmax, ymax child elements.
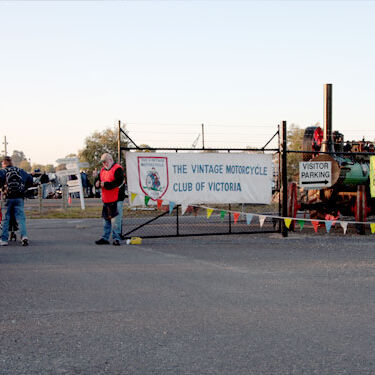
<box><xmin>79</xmin><ymin>127</ymin><xmax>128</xmax><ymax>174</ymax></box>
<box><xmin>19</xmin><ymin>159</ymin><xmax>31</xmax><ymax>172</ymax></box>
<box><xmin>136</xmin><ymin>144</ymin><xmax>154</xmax><ymax>153</ymax></box>
<box><xmin>45</xmin><ymin>164</ymin><xmax>55</xmax><ymax>173</ymax></box>
<box><xmin>286</xmin><ymin>124</ymin><xmax>308</xmax><ymax>181</ymax></box>
<box><xmin>11</xmin><ymin>150</ymin><xmax>27</xmax><ymax>167</ymax></box>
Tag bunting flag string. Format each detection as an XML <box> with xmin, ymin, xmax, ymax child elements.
<box><xmin>207</xmin><ymin>208</ymin><xmax>214</xmax><ymax>219</ymax></box>
<box><xmin>169</xmin><ymin>201</ymin><xmax>176</xmax><ymax>214</ymax></box>
<box><xmin>297</xmin><ymin>220</ymin><xmax>305</xmax><ymax>231</ymax></box>
<box><xmin>284</xmin><ymin>218</ymin><xmax>292</xmax><ymax>229</ymax></box>
<box><xmin>340</xmin><ymin>222</ymin><xmax>348</xmax><ymax>235</ymax></box>
<box><xmin>129</xmin><ymin>192</ymin><xmax>375</xmax><ymax>235</ymax></box>
<box><xmin>246</xmin><ymin>214</ymin><xmax>253</xmax><ymax>225</ymax></box>
<box><xmin>157</xmin><ymin>199</ymin><xmax>163</xmax><ymax>210</ymax></box>
<box><xmin>130</xmin><ymin>192</ymin><xmax>137</xmax><ymax>203</ymax></box>
<box><xmin>312</xmin><ymin>220</ymin><xmax>319</xmax><ymax>233</ymax></box>
<box><xmin>144</xmin><ymin>196</ymin><xmax>151</xmax><ymax>206</ymax></box>
<box><xmin>259</xmin><ymin>215</ymin><xmax>266</xmax><ymax>228</ymax></box>
<box><xmin>181</xmin><ymin>204</ymin><xmax>189</xmax><ymax>215</ymax></box>
<box><xmin>325</xmin><ymin>220</ymin><xmax>333</xmax><ymax>233</ymax></box>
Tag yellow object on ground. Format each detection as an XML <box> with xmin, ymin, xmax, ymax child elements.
<box><xmin>126</xmin><ymin>237</ymin><xmax>142</xmax><ymax>245</ymax></box>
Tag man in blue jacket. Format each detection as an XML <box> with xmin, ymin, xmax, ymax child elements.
<box><xmin>0</xmin><ymin>156</ymin><xmax>33</xmax><ymax>246</ymax></box>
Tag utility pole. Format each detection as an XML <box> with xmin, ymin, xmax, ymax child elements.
<box><xmin>3</xmin><ymin>136</ymin><xmax>8</xmax><ymax>156</ymax></box>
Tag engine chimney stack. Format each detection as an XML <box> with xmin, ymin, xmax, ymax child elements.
<box><xmin>322</xmin><ymin>83</ymin><xmax>334</xmax><ymax>153</ymax></box>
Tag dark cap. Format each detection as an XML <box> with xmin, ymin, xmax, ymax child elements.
<box><xmin>2</xmin><ymin>156</ymin><xmax>12</xmax><ymax>163</ymax></box>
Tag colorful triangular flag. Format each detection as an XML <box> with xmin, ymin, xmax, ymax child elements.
<box><xmin>145</xmin><ymin>196</ymin><xmax>150</xmax><ymax>206</ymax></box>
<box><xmin>169</xmin><ymin>201</ymin><xmax>175</xmax><ymax>214</ymax></box>
<box><xmin>312</xmin><ymin>220</ymin><xmax>319</xmax><ymax>233</ymax></box>
<box><xmin>233</xmin><ymin>212</ymin><xmax>240</xmax><ymax>224</ymax></box>
<box><xmin>370</xmin><ymin>223</ymin><xmax>375</xmax><ymax>234</ymax></box>
<box><xmin>284</xmin><ymin>218</ymin><xmax>292</xmax><ymax>229</ymax></box>
<box><xmin>130</xmin><ymin>193</ymin><xmax>138</xmax><ymax>203</ymax></box>
<box><xmin>130</xmin><ymin>192</ymin><xmax>137</xmax><ymax>203</ymax></box>
<box><xmin>246</xmin><ymin>214</ymin><xmax>253</xmax><ymax>225</ymax></box>
<box><xmin>157</xmin><ymin>199</ymin><xmax>163</xmax><ymax>210</ymax></box>
<box><xmin>207</xmin><ymin>208</ymin><xmax>214</xmax><ymax>219</ymax></box>
<box><xmin>181</xmin><ymin>204</ymin><xmax>189</xmax><ymax>215</ymax></box>
<box><xmin>220</xmin><ymin>210</ymin><xmax>226</xmax><ymax>220</ymax></box>
<box><xmin>297</xmin><ymin>220</ymin><xmax>305</xmax><ymax>231</ymax></box>
<box><xmin>259</xmin><ymin>215</ymin><xmax>266</xmax><ymax>228</ymax></box>
<box><xmin>340</xmin><ymin>221</ymin><xmax>348</xmax><ymax>235</ymax></box>
<box><xmin>325</xmin><ymin>221</ymin><xmax>333</xmax><ymax>233</ymax></box>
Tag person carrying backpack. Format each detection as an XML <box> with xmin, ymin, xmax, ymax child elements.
<box><xmin>0</xmin><ymin>156</ymin><xmax>33</xmax><ymax>246</ymax></box>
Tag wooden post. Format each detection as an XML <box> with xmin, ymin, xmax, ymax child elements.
<box><xmin>38</xmin><ymin>185</ymin><xmax>42</xmax><ymax>214</ymax></box>
<box><xmin>62</xmin><ymin>184</ymin><xmax>68</xmax><ymax>212</ymax></box>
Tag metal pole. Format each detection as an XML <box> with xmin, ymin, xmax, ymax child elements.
<box><xmin>278</xmin><ymin>124</ymin><xmax>282</xmax><ymax>232</ymax></box>
<box><xmin>281</xmin><ymin>121</ymin><xmax>288</xmax><ymax>237</ymax></box>
<box><xmin>202</xmin><ymin>123</ymin><xmax>205</xmax><ymax>149</ymax></box>
<box><xmin>118</xmin><ymin>120</ymin><xmax>121</xmax><ymax>164</ymax></box>
<box><xmin>228</xmin><ymin>204</ymin><xmax>232</xmax><ymax>234</ymax></box>
<box><xmin>176</xmin><ymin>204</ymin><xmax>179</xmax><ymax>236</ymax></box>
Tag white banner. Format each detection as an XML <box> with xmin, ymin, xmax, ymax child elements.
<box><xmin>126</xmin><ymin>152</ymin><xmax>273</xmax><ymax>205</ymax></box>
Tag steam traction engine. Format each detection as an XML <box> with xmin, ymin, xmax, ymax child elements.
<box><xmin>289</xmin><ymin>84</ymin><xmax>375</xmax><ymax>232</ymax></box>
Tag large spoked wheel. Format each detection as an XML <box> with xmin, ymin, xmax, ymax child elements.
<box><xmin>303</xmin><ymin>126</ymin><xmax>323</xmax><ymax>161</ymax></box>
<box><xmin>354</xmin><ymin>185</ymin><xmax>368</xmax><ymax>235</ymax></box>
<box><xmin>287</xmin><ymin>182</ymin><xmax>299</xmax><ymax>231</ymax></box>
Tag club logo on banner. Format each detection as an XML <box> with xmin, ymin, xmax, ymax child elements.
<box><xmin>138</xmin><ymin>156</ymin><xmax>169</xmax><ymax>200</ymax></box>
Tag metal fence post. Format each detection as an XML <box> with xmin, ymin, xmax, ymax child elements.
<box><xmin>282</xmin><ymin>121</ymin><xmax>288</xmax><ymax>237</ymax></box>
<box><xmin>228</xmin><ymin>204</ymin><xmax>232</xmax><ymax>234</ymax></box>
<box><xmin>176</xmin><ymin>205</ymin><xmax>179</xmax><ymax>236</ymax></box>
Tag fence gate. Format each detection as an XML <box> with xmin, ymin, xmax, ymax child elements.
<box><xmin>118</xmin><ymin>123</ymin><xmax>282</xmax><ymax>239</ymax></box>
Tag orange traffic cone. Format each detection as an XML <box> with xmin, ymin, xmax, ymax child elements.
<box><xmin>68</xmin><ymin>195</ymin><xmax>72</xmax><ymax>205</ymax></box>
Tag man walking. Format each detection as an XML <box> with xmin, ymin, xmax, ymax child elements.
<box><xmin>95</xmin><ymin>153</ymin><xmax>124</xmax><ymax>246</ymax></box>
<box><xmin>0</xmin><ymin>156</ymin><xmax>33</xmax><ymax>246</ymax></box>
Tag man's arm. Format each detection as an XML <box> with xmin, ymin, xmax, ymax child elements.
<box><xmin>23</xmin><ymin>171</ymin><xmax>33</xmax><ymax>189</ymax></box>
<box><xmin>0</xmin><ymin>170</ymin><xmax>5</xmax><ymax>189</ymax></box>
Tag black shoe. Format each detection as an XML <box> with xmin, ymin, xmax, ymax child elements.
<box><xmin>21</xmin><ymin>237</ymin><xmax>29</xmax><ymax>246</ymax></box>
<box><xmin>95</xmin><ymin>238</ymin><xmax>110</xmax><ymax>245</ymax></box>
<box><xmin>113</xmin><ymin>240</ymin><xmax>121</xmax><ymax>246</ymax></box>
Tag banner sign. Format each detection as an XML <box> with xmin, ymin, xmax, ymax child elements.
<box><xmin>126</xmin><ymin>152</ymin><xmax>273</xmax><ymax>205</ymax></box>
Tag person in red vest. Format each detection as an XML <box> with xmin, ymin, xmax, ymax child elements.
<box><xmin>95</xmin><ymin>153</ymin><xmax>124</xmax><ymax>246</ymax></box>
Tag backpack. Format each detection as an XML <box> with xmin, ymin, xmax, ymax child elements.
<box><xmin>5</xmin><ymin>167</ymin><xmax>25</xmax><ymax>197</ymax></box>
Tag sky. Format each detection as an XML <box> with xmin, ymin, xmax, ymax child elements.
<box><xmin>1</xmin><ymin>0</ymin><xmax>375</xmax><ymax>165</ymax></box>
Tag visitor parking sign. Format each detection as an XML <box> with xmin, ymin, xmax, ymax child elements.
<box><xmin>299</xmin><ymin>161</ymin><xmax>332</xmax><ymax>189</ymax></box>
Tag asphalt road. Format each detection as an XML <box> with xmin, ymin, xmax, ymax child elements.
<box><xmin>1</xmin><ymin>219</ymin><xmax>374</xmax><ymax>374</ymax></box>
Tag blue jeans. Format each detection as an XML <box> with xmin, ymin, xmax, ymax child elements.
<box><xmin>115</xmin><ymin>200</ymin><xmax>124</xmax><ymax>237</ymax></box>
<box><xmin>102</xmin><ymin>211</ymin><xmax>121</xmax><ymax>243</ymax></box>
<box><xmin>42</xmin><ymin>183</ymin><xmax>48</xmax><ymax>198</ymax></box>
<box><xmin>1</xmin><ymin>198</ymin><xmax>28</xmax><ymax>241</ymax></box>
